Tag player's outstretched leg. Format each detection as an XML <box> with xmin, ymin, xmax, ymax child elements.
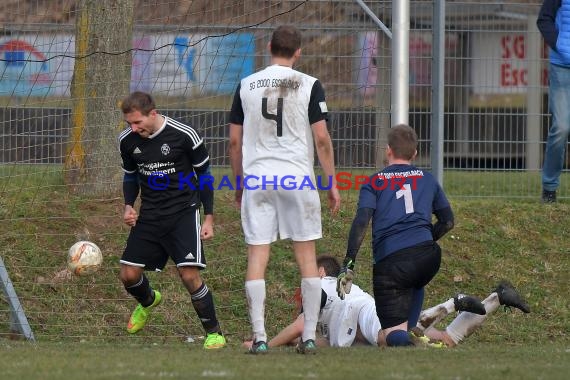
<box><xmin>444</xmin><ymin>284</ymin><xmax>529</xmax><ymax>346</ymax></box>
<box><xmin>494</xmin><ymin>281</ymin><xmax>531</xmax><ymax>313</ymax></box>
<box><xmin>454</xmin><ymin>294</ymin><xmax>486</xmax><ymax>315</ymax></box>
<box><xmin>417</xmin><ymin>293</ymin><xmax>484</xmax><ymax>332</ymax></box>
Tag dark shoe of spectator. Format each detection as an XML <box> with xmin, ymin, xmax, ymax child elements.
<box><xmin>542</xmin><ymin>190</ymin><xmax>556</xmax><ymax>203</ymax></box>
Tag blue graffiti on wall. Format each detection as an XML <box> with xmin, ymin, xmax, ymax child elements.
<box><xmin>0</xmin><ymin>40</ymin><xmax>52</xmax><ymax>96</ymax></box>
<box><xmin>174</xmin><ymin>36</ymin><xmax>196</xmax><ymax>82</ymax></box>
<box><xmin>204</xmin><ymin>33</ymin><xmax>255</xmax><ymax>94</ymax></box>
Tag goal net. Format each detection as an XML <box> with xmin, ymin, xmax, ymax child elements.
<box><xmin>0</xmin><ymin>0</ymin><xmax>382</xmax><ymax>342</ymax></box>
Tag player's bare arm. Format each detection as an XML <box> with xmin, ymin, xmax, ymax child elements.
<box><xmin>229</xmin><ymin>122</ymin><xmax>244</xmax><ymax>208</ymax></box>
<box><xmin>194</xmin><ymin>160</ymin><xmax>215</xmax><ymax>240</ymax></box>
<box><xmin>312</xmin><ymin>120</ymin><xmax>340</xmax><ymax>215</ymax></box>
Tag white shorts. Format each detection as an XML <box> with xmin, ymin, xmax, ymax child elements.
<box><xmin>328</xmin><ymin>294</ymin><xmax>380</xmax><ymax>347</ymax></box>
<box><xmin>357</xmin><ymin>299</ymin><xmax>381</xmax><ymax>346</ymax></box>
<box><xmin>241</xmin><ymin>187</ymin><xmax>322</xmax><ymax>245</ymax></box>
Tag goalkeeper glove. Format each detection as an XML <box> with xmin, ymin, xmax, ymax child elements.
<box><xmin>336</xmin><ymin>259</ymin><xmax>355</xmax><ymax>300</ymax></box>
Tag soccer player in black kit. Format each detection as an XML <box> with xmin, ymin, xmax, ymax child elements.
<box><xmin>117</xmin><ymin>91</ymin><xmax>225</xmax><ymax>349</ymax></box>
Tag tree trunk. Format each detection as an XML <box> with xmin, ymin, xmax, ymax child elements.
<box><xmin>64</xmin><ymin>0</ymin><xmax>134</xmax><ymax>196</ymax></box>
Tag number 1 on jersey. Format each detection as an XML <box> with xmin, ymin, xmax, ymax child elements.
<box><xmin>396</xmin><ymin>184</ymin><xmax>414</xmax><ymax>214</ymax></box>
<box><xmin>262</xmin><ymin>97</ymin><xmax>283</xmax><ymax>136</ymax></box>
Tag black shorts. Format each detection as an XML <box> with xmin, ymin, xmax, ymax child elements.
<box><xmin>372</xmin><ymin>241</ymin><xmax>441</xmax><ymax>329</ymax></box>
<box><xmin>121</xmin><ymin>208</ymin><xmax>206</xmax><ymax>271</ymax></box>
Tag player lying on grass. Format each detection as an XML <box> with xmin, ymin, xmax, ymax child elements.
<box><xmin>244</xmin><ymin>254</ymin><xmax>530</xmax><ymax>349</ymax></box>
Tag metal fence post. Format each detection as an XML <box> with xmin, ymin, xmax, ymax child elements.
<box><xmin>392</xmin><ymin>0</ymin><xmax>410</xmax><ymax>127</ymax></box>
<box><xmin>0</xmin><ymin>256</ymin><xmax>35</xmax><ymax>341</ymax></box>
<box><xmin>432</xmin><ymin>0</ymin><xmax>445</xmax><ymax>184</ymax></box>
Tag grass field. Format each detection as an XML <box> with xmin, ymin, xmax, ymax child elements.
<box><xmin>0</xmin><ymin>165</ymin><xmax>569</xmax><ymax>379</ymax></box>
<box><xmin>0</xmin><ymin>341</ymin><xmax>568</xmax><ymax>379</ymax></box>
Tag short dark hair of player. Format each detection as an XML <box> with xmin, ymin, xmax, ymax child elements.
<box><xmin>270</xmin><ymin>25</ymin><xmax>302</xmax><ymax>58</ymax></box>
<box><xmin>121</xmin><ymin>91</ymin><xmax>156</xmax><ymax>116</ymax></box>
<box><xmin>317</xmin><ymin>254</ymin><xmax>341</xmax><ymax>277</ymax></box>
<box><xmin>387</xmin><ymin>124</ymin><xmax>418</xmax><ymax>160</ymax></box>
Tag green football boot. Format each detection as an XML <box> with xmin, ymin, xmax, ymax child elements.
<box><xmin>127</xmin><ymin>290</ymin><xmax>162</xmax><ymax>334</ymax></box>
<box><xmin>203</xmin><ymin>332</ymin><xmax>226</xmax><ymax>350</ymax></box>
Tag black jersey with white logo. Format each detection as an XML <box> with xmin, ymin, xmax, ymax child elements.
<box><xmin>118</xmin><ymin>116</ymin><xmax>209</xmax><ymax>219</ymax></box>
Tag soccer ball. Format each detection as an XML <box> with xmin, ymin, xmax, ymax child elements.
<box><xmin>67</xmin><ymin>241</ymin><xmax>103</xmax><ymax>276</ymax></box>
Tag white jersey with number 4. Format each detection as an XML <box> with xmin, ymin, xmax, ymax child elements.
<box><xmin>235</xmin><ymin>64</ymin><xmax>328</xmax><ymax>179</ymax></box>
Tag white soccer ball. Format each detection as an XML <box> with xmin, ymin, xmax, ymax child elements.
<box><xmin>67</xmin><ymin>241</ymin><xmax>103</xmax><ymax>276</ymax></box>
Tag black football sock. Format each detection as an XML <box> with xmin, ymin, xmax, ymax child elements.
<box><xmin>125</xmin><ymin>274</ymin><xmax>154</xmax><ymax>307</ymax></box>
<box><xmin>191</xmin><ymin>282</ymin><xmax>222</xmax><ymax>334</ymax></box>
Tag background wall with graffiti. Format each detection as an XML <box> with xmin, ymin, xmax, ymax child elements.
<box><xmin>0</xmin><ymin>32</ymin><xmax>255</xmax><ymax>97</ymax></box>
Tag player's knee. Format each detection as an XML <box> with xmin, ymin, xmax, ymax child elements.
<box><xmin>177</xmin><ymin>266</ymin><xmax>201</xmax><ymax>285</ymax></box>
<box><xmin>119</xmin><ymin>266</ymin><xmax>142</xmax><ymax>286</ymax></box>
<box><xmin>386</xmin><ymin>330</ymin><xmax>414</xmax><ymax>347</ymax></box>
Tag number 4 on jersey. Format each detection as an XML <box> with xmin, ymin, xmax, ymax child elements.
<box><xmin>262</xmin><ymin>97</ymin><xmax>283</xmax><ymax>136</ymax></box>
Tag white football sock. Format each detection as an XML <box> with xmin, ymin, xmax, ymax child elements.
<box><xmin>417</xmin><ymin>298</ymin><xmax>455</xmax><ymax>331</ymax></box>
<box><xmin>445</xmin><ymin>293</ymin><xmax>500</xmax><ymax>344</ymax></box>
<box><xmin>245</xmin><ymin>279</ymin><xmax>266</xmax><ymax>343</ymax></box>
<box><xmin>300</xmin><ymin>277</ymin><xmax>321</xmax><ymax>342</ymax></box>
<box><xmin>482</xmin><ymin>292</ymin><xmax>501</xmax><ymax>315</ymax></box>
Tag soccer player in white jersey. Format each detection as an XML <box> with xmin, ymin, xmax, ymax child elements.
<box><xmin>243</xmin><ymin>255</ymin><xmax>530</xmax><ymax>349</ymax></box>
<box><xmin>229</xmin><ymin>25</ymin><xmax>341</xmax><ymax>354</ymax></box>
